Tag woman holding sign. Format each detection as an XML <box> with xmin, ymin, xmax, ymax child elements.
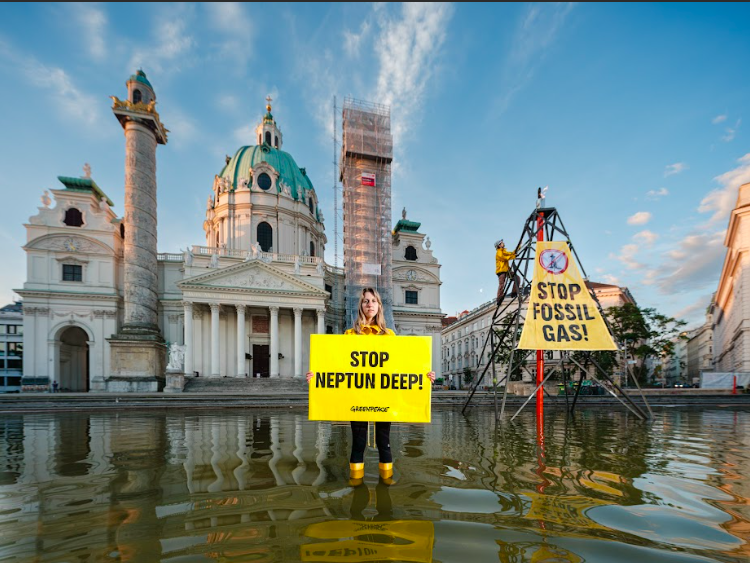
<box><xmin>308</xmin><ymin>287</ymin><xmax>435</xmax><ymax>484</ymax></box>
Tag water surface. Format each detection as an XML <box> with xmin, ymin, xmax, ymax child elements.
<box><xmin>0</xmin><ymin>408</ymin><xmax>748</xmax><ymax>562</ymax></box>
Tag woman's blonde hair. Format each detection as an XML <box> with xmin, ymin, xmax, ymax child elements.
<box><xmin>352</xmin><ymin>287</ymin><xmax>388</xmax><ymax>335</ymax></box>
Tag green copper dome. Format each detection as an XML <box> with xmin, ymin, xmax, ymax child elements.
<box><xmin>219</xmin><ymin>145</ymin><xmax>315</xmax><ymax>203</ymax></box>
<box><xmin>128</xmin><ymin>69</ymin><xmax>153</xmax><ymax>89</ymax></box>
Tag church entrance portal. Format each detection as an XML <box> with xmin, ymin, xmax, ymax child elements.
<box><xmin>59</xmin><ymin>327</ymin><xmax>89</xmax><ymax>392</ymax></box>
<box><xmin>253</xmin><ymin>345</ymin><xmax>269</xmax><ymax>378</ymax></box>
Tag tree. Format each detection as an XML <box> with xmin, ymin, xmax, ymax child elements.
<box><xmin>605</xmin><ymin>303</ymin><xmax>686</xmax><ymax>386</ymax></box>
<box><xmin>492</xmin><ymin>311</ymin><xmax>525</xmax><ymax>381</ymax></box>
<box><xmin>463</xmin><ymin>367</ymin><xmax>474</xmax><ymax>386</ymax></box>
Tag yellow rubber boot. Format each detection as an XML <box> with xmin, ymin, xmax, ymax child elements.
<box><xmin>349</xmin><ymin>462</ymin><xmax>364</xmax><ymax>486</ymax></box>
<box><xmin>379</xmin><ymin>462</ymin><xmax>393</xmax><ymax>484</ymax></box>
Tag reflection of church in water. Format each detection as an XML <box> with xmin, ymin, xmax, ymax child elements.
<box><xmin>19</xmin><ymin>71</ymin><xmax>443</xmax><ymax>391</ymax></box>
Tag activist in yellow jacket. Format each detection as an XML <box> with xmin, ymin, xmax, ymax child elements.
<box><xmin>495</xmin><ymin>246</ymin><xmax>516</xmax><ymax>274</ymax></box>
<box><xmin>307</xmin><ymin>286</ymin><xmax>433</xmax><ymax>484</ymax></box>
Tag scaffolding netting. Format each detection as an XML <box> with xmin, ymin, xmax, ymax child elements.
<box><xmin>341</xmin><ymin>97</ymin><xmax>395</xmax><ymax>330</ymax></box>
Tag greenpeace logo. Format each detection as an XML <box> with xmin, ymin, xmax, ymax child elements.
<box><xmin>350</xmin><ymin>406</ymin><xmax>390</xmax><ymax>413</ymax></box>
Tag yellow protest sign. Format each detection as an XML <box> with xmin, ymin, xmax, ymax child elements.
<box><xmin>518</xmin><ymin>241</ymin><xmax>617</xmax><ymax>351</ymax></box>
<box><xmin>301</xmin><ymin>520</ymin><xmax>434</xmax><ymax>563</ymax></box>
<box><xmin>308</xmin><ymin>335</ymin><xmax>432</xmax><ymax>423</ymax></box>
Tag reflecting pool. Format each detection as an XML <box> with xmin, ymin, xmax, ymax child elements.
<box><xmin>0</xmin><ymin>408</ymin><xmax>749</xmax><ymax>562</ymax></box>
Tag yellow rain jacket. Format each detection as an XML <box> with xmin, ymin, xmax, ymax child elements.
<box><xmin>345</xmin><ymin>324</ymin><xmax>395</xmax><ymax>336</ymax></box>
<box><xmin>495</xmin><ymin>248</ymin><xmax>516</xmax><ymax>274</ymax></box>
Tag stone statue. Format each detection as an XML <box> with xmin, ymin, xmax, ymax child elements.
<box><xmin>402</xmin><ymin>207</ymin><xmax>407</xmax><ymax>220</ymax></box>
<box><xmin>83</xmin><ymin>163</ymin><xmax>91</xmax><ymax>179</ymax></box>
<box><xmin>238</xmin><ymin>177</ymin><xmax>249</xmax><ymax>189</ymax></box>
<box><xmin>294</xmin><ymin>256</ymin><xmax>301</xmax><ymax>275</ymax></box>
<box><xmin>316</xmin><ymin>260</ymin><xmax>324</xmax><ymax>275</ymax></box>
<box><xmin>210</xmin><ymin>252</ymin><xmax>219</xmax><ymax>268</ymax></box>
<box><xmin>166</xmin><ymin>343</ymin><xmax>185</xmax><ymax>372</ymax></box>
<box><xmin>184</xmin><ymin>247</ymin><xmax>194</xmax><ymax>266</ymax></box>
<box><xmin>99</xmin><ymin>196</ymin><xmax>108</xmax><ymax>212</ymax></box>
<box><xmin>425</xmin><ymin>236</ymin><xmax>431</xmax><ymax>250</ymax></box>
<box><xmin>41</xmin><ymin>190</ymin><xmax>51</xmax><ymax>208</ymax></box>
<box><xmin>252</xmin><ymin>242</ymin><xmax>261</xmax><ymax>259</ymax></box>
<box><xmin>206</xmin><ymin>196</ymin><xmax>213</xmax><ymax>211</ymax></box>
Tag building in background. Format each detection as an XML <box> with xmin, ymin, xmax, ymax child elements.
<box><xmin>0</xmin><ymin>302</ymin><xmax>23</xmax><ymax>393</ymax></box>
<box><xmin>18</xmin><ymin>72</ymin><xmax>443</xmax><ymax>392</ymax></box>
<box><xmin>713</xmin><ymin>183</ymin><xmax>750</xmax><ymax>372</ymax></box>
<box><xmin>687</xmin><ymin>300</ymin><xmax>713</xmax><ymax>385</ymax></box>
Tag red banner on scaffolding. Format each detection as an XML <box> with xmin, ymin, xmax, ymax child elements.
<box><xmin>361</xmin><ymin>173</ymin><xmax>376</xmax><ymax>186</ymax></box>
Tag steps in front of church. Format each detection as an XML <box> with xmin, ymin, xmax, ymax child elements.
<box><xmin>183</xmin><ymin>376</ymin><xmax>308</xmax><ymax>394</ymax></box>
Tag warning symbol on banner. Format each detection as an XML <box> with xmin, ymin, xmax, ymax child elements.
<box><xmin>518</xmin><ymin>241</ymin><xmax>617</xmax><ymax>351</ymax></box>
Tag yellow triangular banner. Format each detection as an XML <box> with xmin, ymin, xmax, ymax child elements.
<box><xmin>518</xmin><ymin>241</ymin><xmax>617</xmax><ymax>351</ymax></box>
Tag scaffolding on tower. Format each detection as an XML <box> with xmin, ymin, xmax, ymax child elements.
<box><xmin>340</xmin><ymin>97</ymin><xmax>395</xmax><ymax>329</ymax></box>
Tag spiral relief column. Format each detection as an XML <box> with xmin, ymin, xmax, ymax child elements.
<box><xmin>107</xmin><ymin>70</ymin><xmax>169</xmax><ymax>392</ymax></box>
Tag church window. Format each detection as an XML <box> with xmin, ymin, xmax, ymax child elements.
<box><xmin>308</xmin><ymin>197</ymin><xmax>314</xmax><ymax>214</ymax></box>
<box><xmin>257</xmin><ymin>222</ymin><xmax>273</xmax><ymax>252</ymax></box>
<box><xmin>405</xmin><ymin>245</ymin><xmax>417</xmax><ymax>261</ymax></box>
<box><xmin>120</xmin><ymin>223</ymin><xmax>125</xmax><ymax>239</ymax></box>
<box><xmin>310</xmin><ymin>241</ymin><xmax>315</xmax><ymax>257</ymax></box>
<box><xmin>62</xmin><ymin>264</ymin><xmax>83</xmax><ymax>282</ymax></box>
<box><xmin>275</xmin><ymin>136</ymin><xmax>279</xmax><ymax>148</ymax></box>
<box><xmin>325</xmin><ymin>284</ymin><xmax>332</xmax><ymax>295</ymax></box>
<box><xmin>63</xmin><ymin>208</ymin><xmax>83</xmax><ymax>227</ymax></box>
<box><xmin>258</xmin><ymin>173</ymin><xmax>272</xmax><ymax>191</ymax></box>
<box><xmin>406</xmin><ymin>290</ymin><xmax>418</xmax><ymax>305</ymax></box>
<box><xmin>133</xmin><ymin>89</ymin><xmax>142</xmax><ymax>104</ymax></box>
<box><xmin>265</xmin><ymin>131</ymin><xmax>272</xmax><ymax>145</ymax></box>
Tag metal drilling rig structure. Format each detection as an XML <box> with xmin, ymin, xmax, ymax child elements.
<box><xmin>340</xmin><ymin>97</ymin><xmax>394</xmax><ymax>329</ymax></box>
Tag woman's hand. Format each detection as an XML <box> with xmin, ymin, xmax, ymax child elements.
<box><xmin>428</xmin><ymin>371</ymin><xmax>435</xmax><ymax>383</ymax></box>
<box><xmin>306</xmin><ymin>371</ymin><xmax>313</xmax><ymax>384</ymax></box>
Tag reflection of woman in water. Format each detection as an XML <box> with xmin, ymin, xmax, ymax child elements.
<box><xmin>308</xmin><ymin>287</ymin><xmax>434</xmax><ymax>484</ymax></box>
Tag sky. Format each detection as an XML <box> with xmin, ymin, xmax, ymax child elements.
<box><xmin>0</xmin><ymin>2</ymin><xmax>749</xmax><ymax>330</ymax></box>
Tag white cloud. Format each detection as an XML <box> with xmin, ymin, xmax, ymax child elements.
<box><xmin>646</xmin><ymin>187</ymin><xmax>669</xmax><ymax>200</ymax></box>
<box><xmin>722</xmin><ymin>118</ymin><xmax>741</xmax><ymax>142</ymax></box>
<box><xmin>633</xmin><ymin>230</ymin><xmax>658</xmax><ymax>246</ymax></box>
<box><xmin>653</xmin><ymin>231</ymin><xmax>726</xmax><ymax>293</ymax></box>
<box><xmin>664</xmin><ymin>162</ymin><xmax>688</xmax><ymax>177</ymax></box>
<box><xmin>217</xmin><ymin>94</ymin><xmax>240</xmax><ymax>112</ymax></box>
<box><xmin>205</xmin><ymin>2</ymin><xmax>253</xmax><ymax>67</ymax></box>
<box><xmin>0</xmin><ymin>39</ymin><xmax>102</xmax><ymax>127</ymax></box>
<box><xmin>71</xmin><ymin>3</ymin><xmax>108</xmax><ymax>61</ymax></box>
<box><xmin>162</xmin><ymin>108</ymin><xmax>198</xmax><ymax>149</ymax></box>
<box><xmin>343</xmin><ymin>21</ymin><xmax>371</xmax><ymax>58</ymax></box>
<box><xmin>374</xmin><ymin>2</ymin><xmax>454</xmax><ymax>144</ymax></box>
<box><xmin>673</xmin><ymin>293</ymin><xmax>712</xmax><ymax>325</ymax></box>
<box><xmin>712</xmin><ymin>114</ymin><xmax>727</xmax><ymax>124</ymax></box>
<box><xmin>493</xmin><ymin>3</ymin><xmax>575</xmax><ymax>117</ymax></box>
<box><xmin>627</xmin><ymin>211</ymin><xmax>652</xmax><ymax>225</ymax></box>
<box><xmin>129</xmin><ymin>8</ymin><xmax>195</xmax><ymax>74</ymax></box>
<box><xmin>233</xmin><ymin>123</ymin><xmax>255</xmax><ymax>144</ymax></box>
<box><xmin>698</xmin><ymin>153</ymin><xmax>750</xmax><ymax>224</ymax></box>
<box><xmin>601</xmin><ymin>274</ymin><xmax>620</xmax><ymax>285</ymax></box>
<box><xmin>617</xmin><ymin>244</ymin><xmax>645</xmax><ymax>270</ymax></box>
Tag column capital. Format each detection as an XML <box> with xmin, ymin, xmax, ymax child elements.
<box><xmin>316</xmin><ymin>308</ymin><xmax>326</xmax><ymax>316</ymax></box>
<box><xmin>182</xmin><ymin>300</ymin><xmax>194</xmax><ymax>310</ymax></box>
<box><xmin>235</xmin><ymin>304</ymin><xmax>246</xmax><ymax>314</ymax></box>
<box><xmin>209</xmin><ymin>302</ymin><xmax>221</xmax><ymax>313</ymax></box>
<box><xmin>293</xmin><ymin>307</ymin><xmax>303</xmax><ymax>316</ymax></box>
<box><xmin>269</xmin><ymin>305</ymin><xmax>280</xmax><ymax>314</ymax></box>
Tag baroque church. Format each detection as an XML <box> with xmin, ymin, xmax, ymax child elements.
<box><xmin>19</xmin><ymin>71</ymin><xmax>443</xmax><ymax>392</ymax></box>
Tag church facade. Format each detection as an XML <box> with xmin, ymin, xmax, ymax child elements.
<box><xmin>18</xmin><ymin>72</ymin><xmax>443</xmax><ymax>392</ymax></box>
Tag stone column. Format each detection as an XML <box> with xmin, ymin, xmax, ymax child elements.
<box><xmin>123</xmin><ymin>120</ymin><xmax>160</xmax><ymax>334</ymax></box>
<box><xmin>293</xmin><ymin>307</ymin><xmax>303</xmax><ymax>379</ymax></box>
<box><xmin>184</xmin><ymin>302</ymin><xmax>194</xmax><ymax>376</ymax></box>
<box><xmin>107</xmin><ymin>83</ymin><xmax>168</xmax><ymax>392</ymax></box>
<box><xmin>270</xmin><ymin>306</ymin><xmax>280</xmax><ymax>378</ymax></box>
<box><xmin>236</xmin><ymin>304</ymin><xmax>246</xmax><ymax>378</ymax></box>
<box><xmin>316</xmin><ymin>308</ymin><xmax>325</xmax><ymax>334</ymax></box>
<box><xmin>210</xmin><ymin>303</ymin><xmax>220</xmax><ymax>377</ymax></box>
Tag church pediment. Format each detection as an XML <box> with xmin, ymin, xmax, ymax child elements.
<box><xmin>178</xmin><ymin>260</ymin><xmax>326</xmax><ymax>295</ymax></box>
